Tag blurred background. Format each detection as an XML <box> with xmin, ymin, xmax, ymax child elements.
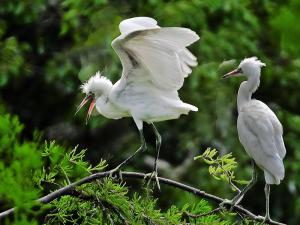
<box><xmin>1</xmin><ymin>0</ymin><xmax>300</xmax><ymax>224</ymax></box>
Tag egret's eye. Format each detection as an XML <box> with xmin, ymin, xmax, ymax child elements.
<box><xmin>238</xmin><ymin>68</ymin><xmax>243</xmax><ymax>73</ymax></box>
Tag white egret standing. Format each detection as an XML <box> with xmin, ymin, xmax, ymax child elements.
<box><xmin>222</xmin><ymin>57</ymin><xmax>286</xmax><ymax>222</ymax></box>
<box><xmin>76</xmin><ymin>17</ymin><xmax>199</xmax><ymax>189</ymax></box>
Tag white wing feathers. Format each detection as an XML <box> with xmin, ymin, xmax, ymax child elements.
<box><xmin>112</xmin><ymin>17</ymin><xmax>199</xmax><ymax>91</ymax></box>
<box><xmin>119</xmin><ymin>17</ymin><xmax>159</xmax><ymax>35</ymax></box>
<box><xmin>179</xmin><ymin>49</ymin><xmax>197</xmax><ymax>77</ymax></box>
<box><xmin>275</xmin><ymin>134</ymin><xmax>286</xmax><ymax>159</ymax></box>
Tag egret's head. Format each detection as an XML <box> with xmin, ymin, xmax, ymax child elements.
<box><xmin>76</xmin><ymin>71</ymin><xmax>113</xmax><ymax>124</ymax></box>
<box><xmin>222</xmin><ymin>57</ymin><xmax>266</xmax><ymax>79</ymax></box>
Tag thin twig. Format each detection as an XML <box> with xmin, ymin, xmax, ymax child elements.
<box><xmin>60</xmin><ymin>166</ymin><xmax>71</xmax><ymax>185</ymax></box>
<box><xmin>218</xmin><ymin>162</ymin><xmax>241</xmax><ymax>193</ymax></box>
<box><xmin>0</xmin><ymin>171</ymin><xmax>285</xmax><ymax>225</ymax></box>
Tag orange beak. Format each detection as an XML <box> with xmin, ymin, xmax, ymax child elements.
<box><xmin>75</xmin><ymin>95</ymin><xmax>96</xmax><ymax>125</ymax></box>
<box><xmin>222</xmin><ymin>68</ymin><xmax>241</xmax><ymax>79</ymax></box>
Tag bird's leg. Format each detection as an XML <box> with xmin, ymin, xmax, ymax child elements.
<box><xmin>232</xmin><ymin>159</ymin><xmax>257</xmax><ymax>205</ymax></box>
<box><xmin>257</xmin><ymin>184</ymin><xmax>277</xmax><ymax>223</ymax></box>
<box><xmin>145</xmin><ymin>123</ymin><xmax>162</xmax><ymax>191</ymax></box>
<box><xmin>264</xmin><ymin>184</ymin><xmax>272</xmax><ymax>222</ymax></box>
<box><xmin>152</xmin><ymin>123</ymin><xmax>162</xmax><ymax>174</ymax></box>
<box><xmin>220</xmin><ymin>159</ymin><xmax>257</xmax><ymax>210</ymax></box>
<box><xmin>109</xmin><ymin>129</ymin><xmax>146</xmax><ymax>177</ymax></box>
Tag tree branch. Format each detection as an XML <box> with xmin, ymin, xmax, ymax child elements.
<box><xmin>0</xmin><ymin>171</ymin><xmax>285</xmax><ymax>225</ymax></box>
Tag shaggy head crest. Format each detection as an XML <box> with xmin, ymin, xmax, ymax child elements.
<box><xmin>81</xmin><ymin>71</ymin><xmax>113</xmax><ymax>96</ymax></box>
<box><xmin>239</xmin><ymin>57</ymin><xmax>266</xmax><ymax>69</ymax></box>
<box><xmin>237</xmin><ymin>57</ymin><xmax>266</xmax><ymax>79</ymax></box>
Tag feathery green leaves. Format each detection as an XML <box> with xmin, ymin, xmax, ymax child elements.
<box><xmin>195</xmin><ymin>148</ymin><xmax>249</xmax><ymax>192</ymax></box>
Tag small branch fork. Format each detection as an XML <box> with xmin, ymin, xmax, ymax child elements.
<box><xmin>0</xmin><ymin>171</ymin><xmax>285</xmax><ymax>225</ymax></box>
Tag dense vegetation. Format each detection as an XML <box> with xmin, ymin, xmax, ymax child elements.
<box><xmin>1</xmin><ymin>0</ymin><xmax>300</xmax><ymax>224</ymax></box>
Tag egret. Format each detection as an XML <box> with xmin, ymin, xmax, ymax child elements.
<box><xmin>222</xmin><ymin>57</ymin><xmax>286</xmax><ymax>222</ymax></box>
<box><xmin>76</xmin><ymin>17</ymin><xmax>199</xmax><ymax>189</ymax></box>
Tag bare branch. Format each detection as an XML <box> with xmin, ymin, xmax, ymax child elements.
<box><xmin>0</xmin><ymin>171</ymin><xmax>285</xmax><ymax>225</ymax></box>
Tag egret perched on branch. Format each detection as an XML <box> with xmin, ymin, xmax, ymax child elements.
<box><xmin>222</xmin><ymin>57</ymin><xmax>286</xmax><ymax>222</ymax></box>
<box><xmin>76</xmin><ymin>17</ymin><xmax>199</xmax><ymax>189</ymax></box>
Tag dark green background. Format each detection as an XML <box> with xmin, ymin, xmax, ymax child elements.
<box><xmin>1</xmin><ymin>0</ymin><xmax>300</xmax><ymax>224</ymax></box>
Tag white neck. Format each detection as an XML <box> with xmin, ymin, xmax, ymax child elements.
<box><xmin>95</xmin><ymin>94</ymin><xmax>127</xmax><ymax>119</ymax></box>
<box><xmin>237</xmin><ymin>75</ymin><xmax>260</xmax><ymax>112</ymax></box>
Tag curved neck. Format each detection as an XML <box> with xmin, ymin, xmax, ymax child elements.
<box><xmin>237</xmin><ymin>76</ymin><xmax>260</xmax><ymax>112</ymax></box>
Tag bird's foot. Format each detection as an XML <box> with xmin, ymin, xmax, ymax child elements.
<box><xmin>144</xmin><ymin>170</ymin><xmax>161</xmax><ymax>191</ymax></box>
<box><xmin>219</xmin><ymin>197</ymin><xmax>242</xmax><ymax>211</ymax></box>
<box><xmin>257</xmin><ymin>215</ymin><xmax>271</xmax><ymax>224</ymax></box>
<box><xmin>220</xmin><ymin>191</ymin><xmax>244</xmax><ymax>211</ymax></box>
<box><xmin>219</xmin><ymin>199</ymin><xmax>234</xmax><ymax>210</ymax></box>
<box><xmin>108</xmin><ymin>166</ymin><xmax>123</xmax><ymax>181</ymax></box>
<box><xmin>256</xmin><ymin>215</ymin><xmax>286</xmax><ymax>225</ymax></box>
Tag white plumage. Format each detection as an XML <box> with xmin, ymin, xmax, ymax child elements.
<box><xmin>77</xmin><ymin>17</ymin><xmax>199</xmax><ymax>188</ymax></box>
<box><xmin>237</xmin><ymin>99</ymin><xmax>285</xmax><ymax>184</ymax></box>
<box><xmin>222</xmin><ymin>57</ymin><xmax>286</xmax><ymax>221</ymax></box>
<box><xmin>79</xmin><ymin>17</ymin><xmax>199</xmax><ymax>127</ymax></box>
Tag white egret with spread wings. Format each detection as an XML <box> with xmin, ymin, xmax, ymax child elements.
<box><xmin>76</xmin><ymin>17</ymin><xmax>199</xmax><ymax>189</ymax></box>
<box><xmin>222</xmin><ymin>57</ymin><xmax>286</xmax><ymax>222</ymax></box>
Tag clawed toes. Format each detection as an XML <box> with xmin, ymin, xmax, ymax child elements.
<box><xmin>144</xmin><ymin>171</ymin><xmax>161</xmax><ymax>191</ymax></box>
<box><xmin>219</xmin><ymin>199</ymin><xmax>237</xmax><ymax>211</ymax></box>
<box><xmin>219</xmin><ymin>199</ymin><xmax>231</xmax><ymax>207</ymax></box>
<box><xmin>262</xmin><ymin>216</ymin><xmax>277</xmax><ymax>224</ymax></box>
<box><xmin>108</xmin><ymin>167</ymin><xmax>123</xmax><ymax>181</ymax></box>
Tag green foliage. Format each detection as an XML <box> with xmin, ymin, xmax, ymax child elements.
<box><xmin>182</xmin><ymin>200</ymin><xmax>234</xmax><ymax>225</ymax></box>
<box><xmin>0</xmin><ymin>0</ymin><xmax>45</xmax><ymax>23</ymax></box>
<box><xmin>1</xmin><ymin>0</ymin><xmax>299</xmax><ymax>224</ymax></box>
<box><xmin>0</xmin><ymin>113</ymin><xmax>244</xmax><ymax>224</ymax></box>
<box><xmin>33</xmin><ymin>142</ymin><xmax>107</xmax><ymax>189</ymax></box>
<box><xmin>271</xmin><ymin>0</ymin><xmax>300</xmax><ymax>57</ymax></box>
<box><xmin>195</xmin><ymin>148</ymin><xmax>249</xmax><ymax>191</ymax></box>
<box><xmin>0</xmin><ymin>36</ymin><xmax>29</xmax><ymax>86</ymax></box>
<box><xmin>0</xmin><ymin>114</ymin><xmax>40</xmax><ymax>209</ymax></box>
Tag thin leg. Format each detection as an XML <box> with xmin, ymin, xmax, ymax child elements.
<box><xmin>152</xmin><ymin>123</ymin><xmax>162</xmax><ymax>173</ymax></box>
<box><xmin>145</xmin><ymin>123</ymin><xmax>162</xmax><ymax>191</ymax></box>
<box><xmin>233</xmin><ymin>159</ymin><xmax>257</xmax><ymax>203</ymax></box>
<box><xmin>109</xmin><ymin>129</ymin><xmax>146</xmax><ymax>175</ymax></box>
<box><xmin>264</xmin><ymin>184</ymin><xmax>271</xmax><ymax>221</ymax></box>
<box><xmin>220</xmin><ymin>159</ymin><xmax>257</xmax><ymax>209</ymax></box>
<box><xmin>257</xmin><ymin>184</ymin><xmax>277</xmax><ymax>223</ymax></box>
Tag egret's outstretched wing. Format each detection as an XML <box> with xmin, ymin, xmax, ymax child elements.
<box><xmin>238</xmin><ymin>100</ymin><xmax>286</xmax><ymax>184</ymax></box>
<box><xmin>112</xmin><ymin>17</ymin><xmax>199</xmax><ymax>91</ymax></box>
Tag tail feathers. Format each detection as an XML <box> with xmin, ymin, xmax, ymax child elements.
<box><xmin>263</xmin><ymin>158</ymin><xmax>285</xmax><ymax>185</ymax></box>
<box><xmin>264</xmin><ymin>170</ymin><xmax>281</xmax><ymax>185</ymax></box>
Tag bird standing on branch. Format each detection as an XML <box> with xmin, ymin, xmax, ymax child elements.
<box><xmin>222</xmin><ymin>57</ymin><xmax>286</xmax><ymax>222</ymax></box>
<box><xmin>76</xmin><ymin>17</ymin><xmax>199</xmax><ymax>189</ymax></box>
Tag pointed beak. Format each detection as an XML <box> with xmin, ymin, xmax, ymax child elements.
<box><xmin>222</xmin><ymin>68</ymin><xmax>241</xmax><ymax>79</ymax></box>
<box><xmin>75</xmin><ymin>95</ymin><xmax>96</xmax><ymax>125</ymax></box>
<box><xmin>75</xmin><ymin>95</ymin><xmax>92</xmax><ymax>115</ymax></box>
<box><xmin>86</xmin><ymin>98</ymin><xmax>95</xmax><ymax>125</ymax></box>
